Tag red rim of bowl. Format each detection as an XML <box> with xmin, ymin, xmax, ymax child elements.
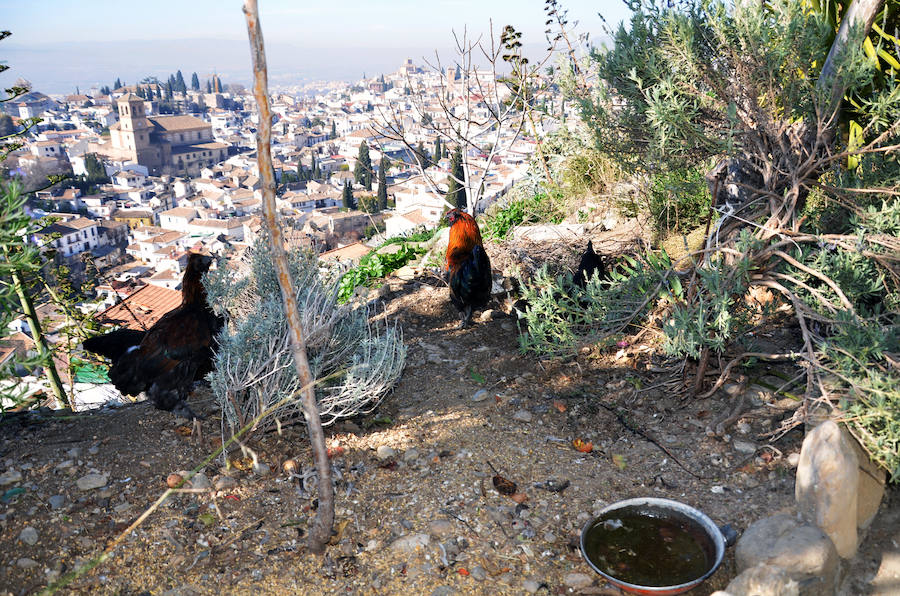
<box><xmin>579</xmin><ymin>497</ymin><xmax>726</xmax><ymax>595</ymax></box>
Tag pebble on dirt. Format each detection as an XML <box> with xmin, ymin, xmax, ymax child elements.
<box><xmin>76</xmin><ymin>473</ymin><xmax>108</xmax><ymax>491</ymax></box>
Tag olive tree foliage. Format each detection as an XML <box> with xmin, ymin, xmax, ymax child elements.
<box><xmin>0</xmin><ymin>31</ymin><xmax>73</xmax><ymax>409</ymax></box>
<box><xmin>576</xmin><ymin>0</ymin><xmax>896</xmax><ymax>231</ymax></box>
<box><xmin>544</xmin><ymin>0</ymin><xmax>900</xmax><ymax>476</ymax></box>
<box><xmin>204</xmin><ymin>240</ymin><xmax>406</xmax><ymax>434</ymax></box>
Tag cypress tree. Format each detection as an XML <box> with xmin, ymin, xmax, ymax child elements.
<box><xmin>354</xmin><ymin>141</ymin><xmax>372</xmax><ymax>190</ymax></box>
<box><xmin>342</xmin><ymin>181</ymin><xmax>353</xmax><ymax>209</ymax></box>
<box><xmin>206</xmin><ymin>80</ymin><xmax>212</xmax><ymax>93</ymax></box>
<box><xmin>377</xmin><ymin>164</ymin><xmax>388</xmax><ymax>211</ymax></box>
<box><xmin>435</xmin><ymin>137</ymin><xmax>443</xmax><ymax>162</ymax></box>
<box><xmin>191</xmin><ymin>72</ymin><xmax>200</xmax><ymax>91</ymax></box>
<box><xmin>175</xmin><ymin>70</ymin><xmax>186</xmax><ymax>94</ymax></box>
<box><xmin>415</xmin><ymin>141</ymin><xmax>429</xmax><ymax>167</ymax></box>
<box><xmin>447</xmin><ymin>146</ymin><xmax>467</xmax><ymax>210</ymax></box>
<box><xmin>84</xmin><ymin>153</ymin><xmax>109</xmax><ymax>182</ymax></box>
<box><xmin>330</xmin><ymin>121</ymin><xmax>337</xmax><ymax>139</ymax></box>
<box><xmin>114</xmin><ymin>77</ymin><xmax>122</xmax><ymax>90</ymax></box>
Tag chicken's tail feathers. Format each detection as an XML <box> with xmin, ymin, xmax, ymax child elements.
<box><xmin>83</xmin><ymin>328</ymin><xmax>145</xmax><ymax>363</ymax></box>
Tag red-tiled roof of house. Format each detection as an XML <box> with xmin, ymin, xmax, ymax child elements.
<box><xmin>149</xmin><ymin>115</ymin><xmax>208</xmax><ymax>132</ymax></box>
<box><xmin>95</xmin><ymin>284</ymin><xmax>182</xmax><ymax>330</ymax></box>
<box><xmin>0</xmin><ymin>332</ymin><xmax>35</xmax><ymax>366</ymax></box>
<box><xmin>146</xmin><ymin>231</ymin><xmax>185</xmax><ymax>244</ymax></box>
<box><xmin>319</xmin><ymin>242</ymin><xmax>371</xmax><ymax>263</ymax></box>
<box><xmin>161</xmin><ymin>207</ymin><xmax>198</xmax><ymax>218</ymax></box>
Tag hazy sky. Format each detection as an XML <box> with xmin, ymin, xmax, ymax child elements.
<box><xmin>2</xmin><ymin>0</ymin><xmax>634</xmax><ymax>94</ymax></box>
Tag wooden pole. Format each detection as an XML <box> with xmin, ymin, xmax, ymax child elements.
<box><xmin>242</xmin><ymin>0</ymin><xmax>334</xmax><ymax>554</ymax></box>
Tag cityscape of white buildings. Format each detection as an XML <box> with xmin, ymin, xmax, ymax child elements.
<box><xmin>1</xmin><ymin>60</ymin><xmax>567</xmax><ymax>406</ymax></box>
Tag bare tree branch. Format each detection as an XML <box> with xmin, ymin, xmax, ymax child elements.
<box><xmin>242</xmin><ymin>0</ymin><xmax>333</xmax><ymax>554</ymax></box>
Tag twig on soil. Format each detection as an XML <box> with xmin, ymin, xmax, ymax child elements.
<box><xmin>439</xmin><ymin>507</ymin><xmax>478</xmax><ymax>535</ymax></box>
<box><xmin>598</xmin><ymin>402</ymin><xmax>716</xmax><ymax>480</ymax></box>
<box><xmin>697</xmin><ymin>351</ymin><xmax>800</xmax><ymax>399</ymax></box>
<box><xmin>709</xmin><ymin>388</ymin><xmax>752</xmax><ymax>437</ymax></box>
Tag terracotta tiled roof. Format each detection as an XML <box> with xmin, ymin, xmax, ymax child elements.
<box><xmin>149</xmin><ymin>269</ymin><xmax>179</xmax><ymax>281</ymax></box>
<box><xmin>161</xmin><ymin>207</ymin><xmax>198</xmax><ymax>218</ymax></box>
<box><xmin>399</xmin><ymin>209</ymin><xmax>430</xmax><ymax>225</ymax></box>
<box><xmin>231</xmin><ymin>188</ymin><xmax>254</xmax><ymax>200</ymax></box>
<box><xmin>95</xmin><ymin>284</ymin><xmax>182</xmax><ymax>330</ymax></box>
<box><xmin>192</xmin><ymin>142</ymin><xmax>228</xmax><ymax>150</ymax></box>
<box><xmin>191</xmin><ymin>218</ymin><xmax>246</xmax><ymax>229</ymax></box>
<box><xmin>0</xmin><ymin>332</ymin><xmax>35</xmax><ymax>365</ymax></box>
<box><xmin>149</xmin><ymin>115</ymin><xmax>209</xmax><ymax>132</ymax></box>
<box><xmin>146</xmin><ymin>231</ymin><xmax>185</xmax><ymax>244</ymax></box>
<box><xmin>319</xmin><ymin>242</ymin><xmax>371</xmax><ymax>263</ymax></box>
<box><xmin>63</xmin><ymin>217</ymin><xmax>97</xmax><ymax>230</ymax></box>
<box><xmin>134</xmin><ymin>225</ymin><xmax>166</xmax><ymax>234</ymax></box>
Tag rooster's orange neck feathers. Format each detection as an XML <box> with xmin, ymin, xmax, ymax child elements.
<box><xmin>446</xmin><ymin>210</ymin><xmax>483</xmax><ymax>270</ymax></box>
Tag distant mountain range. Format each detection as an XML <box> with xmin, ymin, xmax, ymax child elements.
<box><xmin>3</xmin><ymin>37</ymin><xmax>571</xmax><ymax>95</ymax></box>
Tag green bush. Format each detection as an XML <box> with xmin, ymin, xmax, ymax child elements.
<box><xmin>379</xmin><ymin>225</ymin><xmax>441</xmax><ymax>247</ymax></box>
<box><xmin>648</xmin><ymin>166</ymin><xmax>711</xmax><ymax>237</ymax></box>
<box><xmin>338</xmin><ymin>244</ymin><xmax>422</xmax><ymax>303</ymax></box>
<box><xmin>559</xmin><ymin>148</ymin><xmax>622</xmax><ymax>196</ymax></box>
<box><xmin>823</xmin><ymin>313</ymin><xmax>900</xmax><ymax>480</ymax></box>
<box><xmin>517</xmin><ymin>249</ymin><xmax>683</xmax><ymax>356</ymax></box>
<box><xmin>483</xmin><ymin>191</ymin><xmax>567</xmax><ymax>240</ymax></box>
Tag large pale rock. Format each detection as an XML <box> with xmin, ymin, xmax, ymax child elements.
<box><xmin>845</xmin><ymin>431</ymin><xmax>886</xmax><ymax>531</ymax></box>
<box><xmin>719</xmin><ymin>563</ymin><xmax>799</xmax><ymax>596</ymax></box>
<box><xmin>795</xmin><ymin>420</ymin><xmax>859</xmax><ymax>558</ymax></box>
<box><xmin>735</xmin><ymin>513</ymin><xmax>838</xmax><ymax>596</ymax></box>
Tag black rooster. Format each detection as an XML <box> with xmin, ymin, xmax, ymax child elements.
<box><xmin>574</xmin><ymin>240</ymin><xmax>606</xmax><ymax>288</ymax></box>
<box><xmin>445</xmin><ymin>209</ymin><xmax>493</xmax><ymax>328</ymax></box>
<box><xmin>84</xmin><ymin>253</ymin><xmax>222</xmax><ymax>419</ymax></box>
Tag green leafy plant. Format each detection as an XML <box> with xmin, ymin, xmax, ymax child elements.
<box><xmin>517</xmin><ymin>249</ymin><xmax>682</xmax><ymax>356</ymax></box>
<box><xmin>482</xmin><ymin>191</ymin><xmax>567</xmax><ymax>240</ymax></box>
<box><xmin>378</xmin><ymin>226</ymin><xmax>441</xmax><ymax>247</ymax></box>
<box><xmin>648</xmin><ymin>165</ymin><xmax>712</xmax><ymax>237</ymax></box>
<box><xmin>337</xmin><ymin>243</ymin><xmax>423</xmax><ymax>303</ymax></box>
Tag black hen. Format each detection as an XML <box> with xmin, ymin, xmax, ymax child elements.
<box><xmin>88</xmin><ymin>253</ymin><xmax>223</xmax><ymax>419</ymax></box>
<box><xmin>445</xmin><ymin>209</ymin><xmax>492</xmax><ymax>327</ymax></box>
<box><xmin>574</xmin><ymin>240</ymin><xmax>606</xmax><ymax>288</ymax></box>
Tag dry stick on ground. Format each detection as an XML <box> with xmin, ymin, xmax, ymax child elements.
<box><xmin>596</xmin><ymin>402</ymin><xmax>716</xmax><ymax>480</ymax></box>
<box><xmin>242</xmin><ymin>0</ymin><xmax>334</xmax><ymax>554</ymax></box>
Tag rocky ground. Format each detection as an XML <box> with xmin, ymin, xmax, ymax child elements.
<box><xmin>0</xmin><ymin>241</ymin><xmax>897</xmax><ymax>596</ymax></box>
